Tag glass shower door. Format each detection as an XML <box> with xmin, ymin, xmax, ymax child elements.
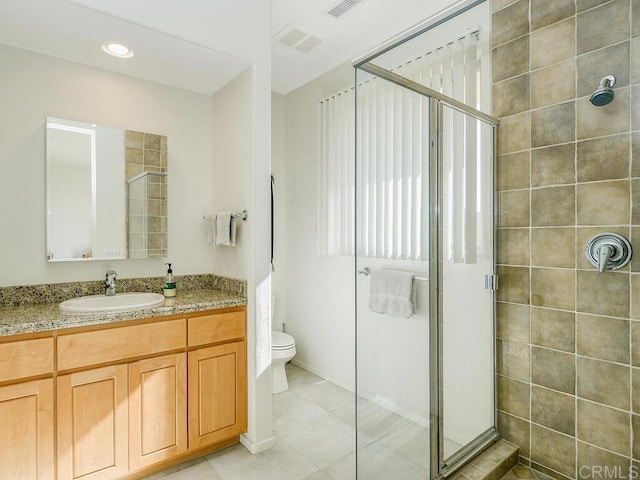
<box><xmin>354</xmin><ymin>62</ymin><xmax>497</xmax><ymax>478</ymax></box>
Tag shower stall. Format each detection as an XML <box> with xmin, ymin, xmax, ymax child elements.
<box><xmin>350</xmin><ymin>1</ymin><xmax>498</xmax><ymax>477</ymax></box>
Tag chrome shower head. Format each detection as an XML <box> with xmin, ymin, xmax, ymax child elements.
<box><xmin>590</xmin><ymin>75</ymin><xmax>616</xmax><ymax>106</ymax></box>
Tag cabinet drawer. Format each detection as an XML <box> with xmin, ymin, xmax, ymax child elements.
<box><xmin>58</xmin><ymin>319</ymin><xmax>186</xmax><ymax>371</ymax></box>
<box><xmin>188</xmin><ymin>311</ymin><xmax>245</xmax><ymax>347</ymax></box>
<box><xmin>0</xmin><ymin>337</ymin><xmax>54</xmax><ymax>382</ymax></box>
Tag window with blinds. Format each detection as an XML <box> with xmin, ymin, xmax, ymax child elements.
<box><xmin>318</xmin><ymin>31</ymin><xmax>486</xmax><ymax>261</ymax></box>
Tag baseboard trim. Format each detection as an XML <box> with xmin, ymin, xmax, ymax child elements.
<box><xmin>240</xmin><ymin>434</ymin><xmax>275</xmax><ymax>454</ymax></box>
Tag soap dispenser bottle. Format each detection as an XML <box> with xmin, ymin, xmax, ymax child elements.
<box><xmin>164</xmin><ymin>263</ymin><xmax>176</xmax><ymax>297</ymax></box>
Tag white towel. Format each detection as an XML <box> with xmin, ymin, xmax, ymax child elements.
<box><xmin>214</xmin><ymin>212</ymin><xmax>237</xmax><ymax>247</ymax></box>
<box><xmin>368</xmin><ymin>269</ymin><xmax>415</xmax><ymax>317</ymax></box>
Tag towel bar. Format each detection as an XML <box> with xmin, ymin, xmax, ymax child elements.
<box><xmin>231</xmin><ymin>210</ymin><xmax>248</xmax><ymax>221</ymax></box>
<box><xmin>358</xmin><ymin>266</ymin><xmax>428</xmax><ymax>282</ymax></box>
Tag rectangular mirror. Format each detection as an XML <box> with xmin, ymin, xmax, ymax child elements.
<box><xmin>46</xmin><ymin>117</ymin><xmax>168</xmax><ymax>262</ymax></box>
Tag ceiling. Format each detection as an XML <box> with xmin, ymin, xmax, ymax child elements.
<box><xmin>0</xmin><ymin>0</ymin><xmax>464</xmax><ymax>96</ymax></box>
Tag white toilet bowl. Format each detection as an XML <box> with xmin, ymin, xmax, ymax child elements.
<box><xmin>271</xmin><ymin>330</ymin><xmax>296</xmax><ymax>394</ymax></box>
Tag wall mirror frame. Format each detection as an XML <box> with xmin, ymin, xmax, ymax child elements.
<box><xmin>45</xmin><ymin>117</ymin><xmax>168</xmax><ymax>262</ymax></box>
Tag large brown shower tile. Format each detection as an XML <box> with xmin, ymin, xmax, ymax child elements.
<box><xmin>498</xmin><ymin>412</ymin><xmax>530</xmax><ymax>458</ymax></box>
<box><xmin>531</xmin><ymin>144</ymin><xmax>575</xmax><ymax>187</ymax></box>
<box><xmin>531</xmin><ymin>186</ymin><xmax>575</xmax><ymax>226</ymax></box>
<box><xmin>577</xmin><ymin>270</ymin><xmax>630</xmax><ymax>318</ymax></box>
<box><xmin>531</xmin><ymin>60</ymin><xmax>575</xmax><ymax>110</ymax></box>
<box><xmin>577</xmin><ymin>314</ymin><xmax>630</xmax><ymax>364</ymax></box>
<box><xmin>577</xmin><ymin>399</ymin><xmax>631</xmax><ymax>456</ymax></box>
<box><xmin>498</xmin><ymin>376</ymin><xmax>530</xmax><ymax>419</ymax></box>
<box><xmin>577</xmin><ymin>0</ymin><xmax>630</xmax><ymax>55</ymax></box>
<box><xmin>531</xmin><ymin>346</ymin><xmax>575</xmax><ymax>394</ymax></box>
<box><xmin>531</xmin><ymin>425</ymin><xmax>575</xmax><ymax>478</ymax></box>
<box><xmin>498</xmin><ymin>302</ymin><xmax>531</xmax><ymax>343</ymax></box>
<box><xmin>498</xmin><ymin>151</ymin><xmax>531</xmax><ymax>191</ymax></box>
<box><xmin>531</xmin><ymin>102</ymin><xmax>575</xmax><ymax>148</ymax></box>
<box><xmin>498</xmin><ymin>228</ymin><xmax>531</xmax><ymax>266</ymax></box>
<box><xmin>576</xmin><ymin>134</ymin><xmax>629</xmax><ymax>182</ymax></box>
<box><xmin>577</xmin><ymin>442</ymin><xmax>630</xmax><ymax>475</ymax></box>
<box><xmin>530</xmin><ymin>18</ymin><xmax>575</xmax><ymax>70</ymax></box>
<box><xmin>497</xmin><ymin>266</ymin><xmax>531</xmax><ymax>304</ymax></box>
<box><xmin>576</xmin><ymin>41</ymin><xmax>630</xmax><ymax>98</ymax></box>
<box><xmin>577</xmin><ymin>87</ymin><xmax>630</xmax><ymax>140</ymax></box>
<box><xmin>499</xmin><ymin>190</ymin><xmax>530</xmax><ymax>227</ymax></box>
<box><xmin>494</xmin><ymin>74</ymin><xmax>531</xmax><ymax>117</ymax></box>
<box><xmin>531</xmin><ymin>385</ymin><xmax>575</xmax><ymax>436</ymax></box>
<box><xmin>493</xmin><ymin>37</ymin><xmax>530</xmax><ymax>83</ymax></box>
<box><xmin>492</xmin><ymin>0</ymin><xmax>530</xmax><ymax>48</ymax></box>
<box><xmin>531</xmin><ymin>307</ymin><xmax>575</xmax><ymax>352</ymax></box>
<box><xmin>577</xmin><ymin>356</ymin><xmax>630</xmax><ymax>410</ymax></box>
<box><xmin>531</xmin><ymin>228</ymin><xmax>574</xmax><ymax>268</ymax></box>
<box><xmin>531</xmin><ymin>0</ymin><xmax>575</xmax><ymax>31</ymax></box>
<box><xmin>577</xmin><ymin>180</ymin><xmax>630</xmax><ymax>226</ymax></box>
<box><xmin>531</xmin><ymin>268</ymin><xmax>575</xmax><ymax>310</ymax></box>
<box><xmin>498</xmin><ymin>339</ymin><xmax>531</xmax><ymax>382</ymax></box>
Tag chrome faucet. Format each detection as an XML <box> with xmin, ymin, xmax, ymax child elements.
<box><xmin>105</xmin><ymin>270</ymin><xmax>117</xmax><ymax>296</ymax></box>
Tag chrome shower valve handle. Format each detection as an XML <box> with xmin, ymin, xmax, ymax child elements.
<box><xmin>585</xmin><ymin>233</ymin><xmax>632</xmax><ymax>273</ymax></box>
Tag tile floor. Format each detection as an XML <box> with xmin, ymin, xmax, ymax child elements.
<box><xmin>500</xmin><ymin>465</ymin><xmax>555</xmax><ymax>480</ymax></box>
<box><xmin>142</xmin><ymin>363</ymin><xmax>450</xmax><ymax>480</ymax></box>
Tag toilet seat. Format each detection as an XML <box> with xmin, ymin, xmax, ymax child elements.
<box><xmin>272</xmin><ymin>331</ymin><xmax>295</xmax><ymax>350</ymax></box>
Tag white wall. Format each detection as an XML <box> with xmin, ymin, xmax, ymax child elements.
<box><xmin>0</xmin><ymin>43</ymin><xmax>215</xmax><ymax>286</ymax></box>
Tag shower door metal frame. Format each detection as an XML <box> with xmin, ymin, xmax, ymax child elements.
<box><xmin>355</xmin><ymin>62</ymin><xmax>500</xmax><ymax>478</ymax></box>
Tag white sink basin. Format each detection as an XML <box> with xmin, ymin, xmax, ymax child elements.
<box><xmin>60</xmin><ymin>292</ymin><xmax>165</xmax><ymax>313</ymax></box>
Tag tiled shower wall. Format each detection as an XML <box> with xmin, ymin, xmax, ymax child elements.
<box><xmin>492</xmin><ymin>0</ymin><xmax>640</xmax><ymax>477</ymax></box>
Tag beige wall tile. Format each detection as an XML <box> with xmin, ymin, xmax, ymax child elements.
<box><xmin>493</xmin><ymin>36</ymin><xmax>530</xmax><ymax>83</ymax></box>
<box><xmin>634</xmin><ymin>180</ymin><xmax>640</xmax><ymax>225</ymax></box>
<box><xmin>577</xmin><ymin>180</ymin><xmax>630</xmax><ymax>225</ymax></box>
<box><xmin>577</xmin><ymin>87</ymin><xmax>630</xmax><ymax>140</ymax></box>
<box><xmin>633</xmin><ymin>86</ymin><xmax>640</xmax><ymax>132</ymax></box>
<box><xmin>633</xmin><ymin>133</ymin><xmax>640</xmax><ymax>177</ymax></box>
<box><xmin>498</xmin><ymin>302</ymin><xmax>531</xmax><ymax>342</ymax></box>
<box><xmin>576</xmin><ymin>134</ymin><xmax>630</xmax><ymax>183</ymax></box>
<box><xmin>498</xmin><ymin>228</ymin><xmax>531</xmax><ymax>265</ymax></box>
<box><xmin>531</xmin><ymin>102</ymin><xmax>575</xmax><ymax>148</ymax></box>
<box><xmin>497</xmin><ymin>266</ymin><xmax>531</xmax><ymax>304</ymax></box>
<box><xmin>531</xmin><ymin>186</ymin><xmax>575</xmax><ymax>226</ymax></box>
<box><xmin>577</xmin><ymin>41</ymin><xmax>630</xmax><ymax>98</ymax></box>
<box><xmin>498</xmin><ymin>375</ymin><xmax>531</xmax><ymax>418</ymax></box>
<box><xmin>531</xmin><ymin>144</ymin><xmax>575</xmax><ymax>187</ymax></box>
<box><xmin>531</xmin><ymin>307</ymin><xmax>575</xmax><ymax>352</ymax></box>
<box><xmin>492</xmin><ymin>0</ymin><xmax>519</xmax><ymax>13</ymax></box>
<box><xmin>634</xmin><ymin>415</ymin><xmax>640</xmax><ymax>459</ymax></box>
<box><xmin>577</xmin><ymin>356</ymin><xmax>630</xmax><ymax>409</ymax></box>
<box><xmin>530</xmin><ymin>18</ymin><xmax>575</xmax><ymax>70</ymax></box>
<box><xmin>125</xmin><ymin>130</ymin><xmax>144</xmax><ymax>148</ymax></box>
<box><xmin>577</xmin><ymin>0</ymin><xmax>630</xmax><ymax>55</ymax></box>
<box><xmin>531</xmin><ymin>386</ymin><xmax>575</xmax><ymax>435</ymax></box>
<box><xmin>499</xmin><ymin>190</ymin><xmax>530</xmax><ymax>227</ymax></box>
<box><xmin>126</xmin><ymin>147</ymin><xmax>143</xmax><ymax>165</ymax></box>
<box><xmin>532</xmin><ymin>346</ymin><xmax>576</xmax><ymax>393</ymax></box>
<box><xmin>531</xmin><ymin>60</ymin><xmax>576</xmax><ymax>110</ymax></box>
<box><xmin>498</xmin><ymin>112</ymin><xmax>531</xmax><ymax>154</ymax></box>
<box><xmin>493</xmin><ymin>74</ymin><xmax>531</xmax><ymax>117</ymax></box>
<box><xmin>531</xmin><ymin>268</ymin><xmax>575</xmax><ymax>310</ymax></box>
<box><xmin>577</xmin><ymin>270</ymin><xmax>630</xmax><ymax>317</ymax></box>
<box><xmin>143</xmin><ymin>133</ymin><xmax>162</xmax><ymax>150</ymax></box>
<box><xmin>633</xmin><ymin>38</ymin><xmax>640</xmax><ymax>84</ymax></box>
<box><xmin>498</xmin><ymin>151</ymin><xmax>530</xmax><ymax>191</ymax></box>
<box><xmin>498</xmin><ymin>339</ymin><xmax>531</xmax><ymax>381</ymax></box>
<box><xmin>492</xmin><ymin>0</ymin><xmax>530</xmax><ymax>47</ymax></box>
<box><xmin>498</xmin><ymin>412</ymin><xmax>530</xmax><ymax>457</ymax></box>
<box><xmin>577</xmin><ymin>442</ymin><xmax>631</xmax><ymax>474</ymax></box>
<box><xmin>634</xmin><ymin>368</ymin><xmax>640</xmax><ymax>413</ymax></box>
<box><xmin>632</xmin><ymin>321</ymin><xmax>640</xmax><ymax>367</ymax></box>
<box><xmin>630</xmin><ymin>274</ymin><xmax>640</xmax><ymax>319</ymax></box>
<box><xmin>531</xmin><ymin>228</ymin><xmax>575</xmax><ymax>268</ymax></box>
<box><xmin>577</xmin><ymin>400</ymin><xmax>630</xmax><ymax>456</ymax></box>
<box><xmin>577</xmin><ymin>314</ymin><xmax>630</xmax><ymax>363</ymax></box>
<box><xmin>531</xmin><ymin>0</ymin><xmax>575</xmax><ymax>31</ymax></box>
<box><xmin>577</xmin><ymin>0</ymin><xmax>611</xmax><ymax>13</ymax></box>
<box><xmin>531</xmin><ymin>425</ymin><xmax>576</xmax><ymax>477</ymax></box>
<box><xmin>634</xmin><ymin>0</ymin><xmax>640</xmax><ymax>37</ymax></box>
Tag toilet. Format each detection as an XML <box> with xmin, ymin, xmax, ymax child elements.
<box><xmin>271</xmin><ymin>296</ymin><xmax>296</xmax><ymax>394</ymax></box>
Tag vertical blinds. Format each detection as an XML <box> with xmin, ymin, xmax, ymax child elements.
<box><xmin>318</xmin><ymin>31</ymin><xmax>483</xmax><ymax>261</ymax></box>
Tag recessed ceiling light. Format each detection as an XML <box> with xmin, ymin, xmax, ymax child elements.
<box><xmin>102</xmin><ymin>43</ymin><xmax>134</xmax><ymax>58</ymax></box>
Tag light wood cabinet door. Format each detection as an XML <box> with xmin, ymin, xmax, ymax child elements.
<box><xmin>57</xmin><ymin>365</ymin><xmax>128</xmax><ymax>480</ymax></box>
<box><xmin>188</xmin><ymin>341</ymin><xmax>247</xmax><ymax>449</ymax></box>
<box><xmin>0</xmin><ymin>379</ymin><xmax>54</xmax><ymax>480</ymax></box>
<box><xmin>129</xmin><ymin>353</ymin><xmax>187</xmax><ymax>471</ymax></box>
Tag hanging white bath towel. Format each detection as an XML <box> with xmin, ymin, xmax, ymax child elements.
<box><xmin>214</xmin><ymin>212</ymin><xmax>237</xmax><ymax>247</ymax></box>
<box><xmin>368</xmin><ymin>269</ymin><xmax>415</xmax><ymax>317</ymax></box>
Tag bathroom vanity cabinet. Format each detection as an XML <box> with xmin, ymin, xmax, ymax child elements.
<box><xmin>0</xmin><ymin>305</ymin><xmax>247</xmax><ymax>480</ymax></box>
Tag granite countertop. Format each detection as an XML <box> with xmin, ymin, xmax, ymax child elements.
<box><xmin>0</xmin><ymin>275</ymin><xmax>247</xmax><ymax>337</ymax></box>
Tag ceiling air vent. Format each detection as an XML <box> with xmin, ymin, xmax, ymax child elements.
<box><xmin>274</xmin><ymin>25</ymin><xmax>322</xmax><ymax>53</ymax></box>
<box><xmin>326</xmin><ymin>0</ymin><xmax>364</xmax><ymax>18</ymax></box>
